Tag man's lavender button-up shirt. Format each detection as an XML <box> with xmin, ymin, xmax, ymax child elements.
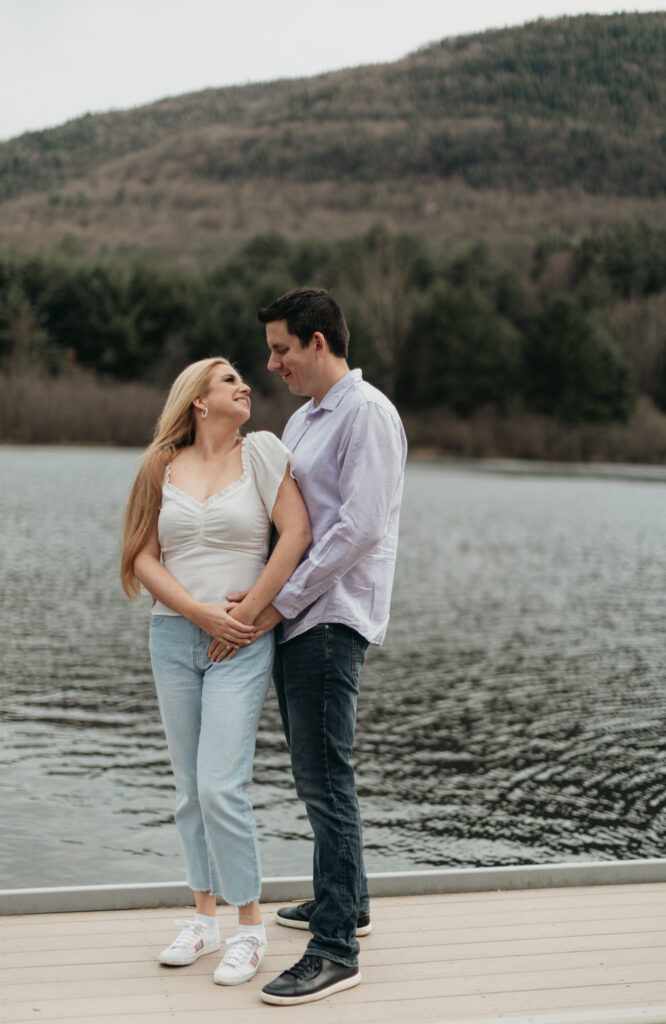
<box><xmin>273</xmin><ymin>369</ymin><xmax>407</xmax><ymax>646</ymax></box>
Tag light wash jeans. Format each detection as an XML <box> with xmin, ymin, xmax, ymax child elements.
<box><xmin>149</xmin><ymin>614</ymin><xmax>273</xmax><ymax>906</ymax></box>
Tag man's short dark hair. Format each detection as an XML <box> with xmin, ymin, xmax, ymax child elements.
<box><xmin>258</xmin><ymin>288</ymin><xmax>350</xmax><ymax>358</ymax></box>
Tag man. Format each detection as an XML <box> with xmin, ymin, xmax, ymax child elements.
<box><xmin>252</xmin><ymin>288</ymin><xmax>407</xmax><ymax>1005</ymax></box>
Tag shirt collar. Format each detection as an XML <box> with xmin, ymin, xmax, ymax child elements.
<box><xmin>315</xmin><ymin>369</ymin><xmax>363</xmax><ymax>412</ymax></box>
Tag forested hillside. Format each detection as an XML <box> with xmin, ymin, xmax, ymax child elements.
<box><xmin>1</xmin><ymin>13</ymin><xmax>666</xmax><ymax>459</ymax></box>
<box><xmin>2</xmin><ymin>13</ymin><xmax>665</xmax><ymax>200</ymax></box>
<box><xmin>0</xmin><ymin>13</ymin><xmax>664</xmax><ymax>261</ymax></box>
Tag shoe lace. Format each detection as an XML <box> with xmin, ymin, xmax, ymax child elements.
<box><xmin>285</xmin><ymin>954</ymin><xmax>321</xmax><ymax>980</ymax></box>
<box><xmin>222</xmin><ymin>933</ymin><xmax>260</xmax><ymax>967</ymax></box>
<box><xmin>169</xmin><ymin>919</ymin><xmax>209</xmax><ymax>949</ymax></box>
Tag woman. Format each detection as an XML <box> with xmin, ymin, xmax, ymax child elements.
<box><xmin>121</xmin><ymin>357</ymin><xmax>311</xmax><ymax>986</ymax></box>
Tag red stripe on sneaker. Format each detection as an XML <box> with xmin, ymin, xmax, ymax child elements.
<box><xmin>194</xmin><ymin>940</ymin><xmax>204</xmax><ymax>952</ymax></box>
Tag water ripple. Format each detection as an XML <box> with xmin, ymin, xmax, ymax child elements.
<box><xmin>2</xmin><ymin>449</ymin><xmax>666</xmax><ymax>885</ymax></box>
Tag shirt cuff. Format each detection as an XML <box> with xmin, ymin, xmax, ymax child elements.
<box><xmin>273</xmin><ymin>584</ymin><xmax>320</xmax><ymax>620</ymax></box>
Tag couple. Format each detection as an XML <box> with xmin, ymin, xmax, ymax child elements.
<box><xmin>121</xmin><ymin>288</ymin><xmax>407</xmax><ymax>1005</ymax></box>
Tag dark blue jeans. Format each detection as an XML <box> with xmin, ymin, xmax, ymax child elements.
<box><xmin>273</xmin><ymin>623</ymin><xmax>369</xmax><ymax>966</ymax></box>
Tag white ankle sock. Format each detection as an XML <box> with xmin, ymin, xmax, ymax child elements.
<box><xmin>237</xmin><ymin>922</ymin><xmax>265</xmax><ymax>940</ymax></box>
<box><xmin>195</xmin><ymin>913</ymin><xmax>217</xmax><ymax>930</ymax></box>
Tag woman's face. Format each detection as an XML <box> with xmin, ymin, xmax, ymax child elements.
<box><xmin>199</xmin><ymin>364</ymin><xmax>251</xmax><ymax>423</ymax></box>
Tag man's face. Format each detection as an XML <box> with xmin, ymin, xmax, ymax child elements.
<box><xmin>266</xmin><ymin>320</ymin><xmax>317</xmax><ymax>397</ymax></box>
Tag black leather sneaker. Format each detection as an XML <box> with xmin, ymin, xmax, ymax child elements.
<box><xmin>275</xmin><ymin>899</ymin><xmax>372</xmax><ymax>936</ymax></box>
<box><xmin>260</xmin><ymin>954</ymin><xmax>361</xmax><ymax>1005</ymax></box>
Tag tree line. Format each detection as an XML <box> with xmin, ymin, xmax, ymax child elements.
<box><xmin>2</xmin><ymin>220</ymin><xmax>665</xmax><ymax>426</ymax></box>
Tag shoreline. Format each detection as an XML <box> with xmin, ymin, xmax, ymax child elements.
<box><xmin>3</xmin><ymin>368</ymin><xmax>666</xmax><ymax>462</ymax></box>
<box><xmin>3</xmin><ymin>440</ymin><xmax>666</xmax><ymax>483</ymax></box>
<box><xmin>408</xmin><ymin>451</ymin><xmax>666</xmax><ymax>482</ymax></box>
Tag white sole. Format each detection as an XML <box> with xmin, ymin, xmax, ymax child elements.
<box><xmin>260</xmin><ymin>970</ymin><xmax>361</xmax><ymax>1005</ymax></box>
<box><xmin>159</xmin><ymin>939</ymin><xmax>221</xmax><ymax>966</ymax></box>
<box><xmin>276</xmin><ymin>915</ymin><xmax>373</xmax><ymax>937</ymax></box>
<box><xmin>213</xmin><ymin>969</ymin><xmax>260</xmax><ymax>986</ymax></box>
<box><xmin>275</xmin><ymin>916</ymin><xmax>310</xmax><ymax>930</ymax></box>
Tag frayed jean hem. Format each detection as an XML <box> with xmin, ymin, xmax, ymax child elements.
<box><xmin>186</xmin><ymin>880</ymin><xmax>262</xmax><ymax>906</ymax></box>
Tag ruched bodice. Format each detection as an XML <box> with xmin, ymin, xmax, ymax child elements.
<box><xmin>152</xmin><ymin>431</ymin><xmax>291</xmax><ymax>615</ymax></box>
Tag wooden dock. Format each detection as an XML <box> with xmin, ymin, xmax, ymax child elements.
<box><xmin>3</xmin><ymin>882</ymin><xmax>666</xmax><ymax>1023</ymax></box>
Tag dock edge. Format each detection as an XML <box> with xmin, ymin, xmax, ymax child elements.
<box><xmin>4</xmin><ymin>857</ymin><xmax>666</xmax><ymax>915</ymax></box>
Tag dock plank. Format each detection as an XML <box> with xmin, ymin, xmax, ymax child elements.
<box><xmin>3</xmin><ymin>887</ymin><xmax>666</xmax><ymax>1023</ymax></box>
<box><xmin>6</xmin><ymin>897</ymin><xmax>666</xmax><ymax>944</ymax></box>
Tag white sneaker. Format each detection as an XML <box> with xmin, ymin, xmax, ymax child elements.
<box><xmin>159</xmin><ymin>919</ymin><xmax>221</xmax><ymax>966</ymax></box>
<box><xmin>213</xmin><ymin>932</ymin><xmax>267</xmax><ymax>985</ymax></box>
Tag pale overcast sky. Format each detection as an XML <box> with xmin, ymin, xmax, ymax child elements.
<box><xmin>1</xmin><ymin>0</ymin><xmax>663</xmax><ymax>142</ymax></box>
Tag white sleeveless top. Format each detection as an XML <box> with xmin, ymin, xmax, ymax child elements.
<box><xmin>152</xmin><ymin>431</ymin><xmax>291</xmax><ymax>616</ymax></box>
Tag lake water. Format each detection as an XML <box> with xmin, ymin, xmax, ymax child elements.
<box><xmin>2</xmin><ymin>446</ymin><xmax>666</xmax><ymax>890</ymax></box>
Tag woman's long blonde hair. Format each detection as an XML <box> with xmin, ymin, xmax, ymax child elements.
<box><xmin>121</xmin><ymin>357</ymin><xmax>231</xmax><ymax>600</ymax></box>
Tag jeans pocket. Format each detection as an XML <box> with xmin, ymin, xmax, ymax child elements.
<box><xmin>149</xmin><ymin>615</ymin><xmax>189</xmax><ymax>663</ymax></box>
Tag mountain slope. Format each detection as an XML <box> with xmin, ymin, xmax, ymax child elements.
<box><xmin>0</xmin><ymin>13</ymin><xmax>664</xmax><ymax>261</ymax></box>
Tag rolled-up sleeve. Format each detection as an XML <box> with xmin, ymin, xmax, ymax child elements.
<box><xmin>273</xmin><ymin>403</ymin><xmax>405</xmax><ymax>618</ymax></box>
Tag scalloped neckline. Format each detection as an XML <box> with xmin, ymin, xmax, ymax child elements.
<box><xmin>164</xmin><ymin>436</ymin><xmax>249</xmax><ymax>507</ymax></box>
